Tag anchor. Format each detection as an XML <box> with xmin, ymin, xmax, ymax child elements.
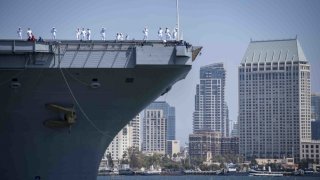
<box><xmin>43</xmin><ymin>103</ymin><xmax>77</xmax><ymax>130</ymax></box>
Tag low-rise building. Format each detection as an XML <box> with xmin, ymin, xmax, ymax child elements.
<box><xmin>221</xmin><ymin>137</ymin><xmax>239</xmax><ymax>155</ymax></box>
<box><xmin>166</xmin><ymin>140</ymin><xmax>180</xmax><ymax>158</ymax></box>
<box><xmin>189</xmin><ymin>130</ymin><xmax>240</xmax><ymax>162</ymax></box>
<box><xmin>189</xmin><ymin>131</ymin><xmax>221</xmax><ymax>160</ymax></box>
<box><xmin>301</xmin><ymin>141</ymin><xmax>320</xmax><ymax>164</ymax></box>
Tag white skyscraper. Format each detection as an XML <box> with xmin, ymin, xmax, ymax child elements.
<box><xmin>193</xmin><ymin>63</ymin><xmax>229</xmax><ymax>137</ymax></box>
<box><xmin>239</xmin><ymin>39</ymin><xmax>311</xmax><ymax>160</ymax></box>
<box><xmin>130</xmin><ymin>115</ymin><xmax>141</xmax><ymax>150</ymax></box>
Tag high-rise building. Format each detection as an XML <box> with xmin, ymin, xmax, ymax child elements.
<box><xmin>147</xmin><ymin>101</ymin><xmax>175</xmax><ymax>140</ymax></box>
<box><xmin>193</xmin><ymin>63</ymin><xmax>228</xmax><ymax>137</ymax></box>
<box><xmin>311</xmin><ymin>121</ymin><xmax>320</xmax><ymax>140</ymax></box>
<box><xmin>311</xmin><ymin>93</ymin><xmax>320</xmax><ymax>121</ymax></box>
<box><xmin>130</xmin><ymin>115</ymin><xmax>141</xmax><ymax>150</ymax></box>
<box><xmin>239</xmin><ymin>39</ymin><xmax>311</xmax><ymax>160</ymax></box>
<box><xmin>105</xmin><ymin>114</ymin><xmax>140</xmax><ymax>161</ymax></box>
<box><xmin>307</xmin><ymin>93</ymin><xmax>320</xmax><ymax>160</ymax></box>
<box><xmin>142</xmin><ymin>109</ymin><xmax>167</xmax><ymax>155</ymax></box>
<box><xmin>224</xmin><ymin>103</ymin><xmax>230</xmax><ymax>137</ymax></box>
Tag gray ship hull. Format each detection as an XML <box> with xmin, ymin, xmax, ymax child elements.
<box><xmin>0</xmin><ymin>40</ymin><xmax>201</xmax><ymax>180</ymax></box>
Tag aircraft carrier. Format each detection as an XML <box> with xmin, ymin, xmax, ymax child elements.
<box><xmin>0</xmin><ymin>39</ymin><xmax>201</xmax><ymax>180</ymax></box>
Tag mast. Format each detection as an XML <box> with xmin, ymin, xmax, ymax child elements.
<box><xmin>176</xmin><ymin>0</ymin><xmax>180</xmax><ymax>41</ymax></box>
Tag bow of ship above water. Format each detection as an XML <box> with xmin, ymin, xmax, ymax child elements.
<box><xmin>0</xmin><ymin>39</ymin><xmax>202</xmax><ymax>180</ymax></box>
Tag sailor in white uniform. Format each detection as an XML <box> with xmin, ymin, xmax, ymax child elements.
<box><xmin>27</xmin><ymin>28</ymin><xmax>32</xmax><ymax>39</ymax></box>
<box><xmin>116</xmin><ymin>33</ymin><xmax>121</xmax><ymax>40</ymax></box>
<box><xmin>143</xmin><ymin>27</ymin><xmax>148</xmax><ymax>40</ymax></box>
<box><xmin>172</xmin><ymin>27</ymin><xmax>178</xmax><ymax>40</ymax></box>
<box><xmin>158</xmin><ymin>27</ymin><xmax>163</xmax><ymax>40</ymax></box>
<box><xmin>100</xmin><ymin>27</ymin><xmax>106</xmax><ymax>40</ymax></box>
<box><xmin>76</xmin><ymin>28</ymin><xmax>81</xmax><ymax>40</ymax></box>
<box><xmin>165</xmin><ymin>28</ymin><xmax>171</xmax><ymax>40</ymax></box>
<box><xmin>80</xmin><ymin>28</ymin><xmax>86</xmax><ymax>40</ymax></box>
<box><xmin>86</xmin><ymin>28</ymin><xmax>91</xmax><ymax>40</ymax></box>
<box><xmin>17</xmin><ymin>27</ymin><xmax>23</xmax><ymax>39</ymax></box>
<box><xmin>120</xmin><ymin>33</ymin><xmax>124</xmax><ymax>40</ymax></box>
<box><xmin>51</xmin><ymin>27</ymin><xmax>57</xmax><ymax>40</ymax></box>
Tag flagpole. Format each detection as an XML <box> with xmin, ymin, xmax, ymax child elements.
<box><xmin>176</xmin><ymin>0</ymin><xmax>180</xmax><ymax>41</ymax></box>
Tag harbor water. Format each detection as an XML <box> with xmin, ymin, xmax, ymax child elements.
<box><xmin>97</xmin><ymin>176</ymin><xmax>320</xmax><ymax>180</ymax></box>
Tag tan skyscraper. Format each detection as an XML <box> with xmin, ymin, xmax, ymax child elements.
<box><xmin>239</xmin><ymin>39</ymin><xmax>311</xmax><ymax>160</ymax></box>
<box><xmin>142</xmin><ymin>109</ymin><xmax>167</xmax><ymax>155</ymax></box>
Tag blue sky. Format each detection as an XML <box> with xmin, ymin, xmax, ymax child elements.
<box><xmin>1</xmin><ymin>0</ymin><xmax>320</xmax><ymax>144</ymax></box>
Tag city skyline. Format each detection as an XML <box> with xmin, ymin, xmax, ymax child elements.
<box><xmin>1</xmin><ymin>0</ymin><xmax>320</xmax><ymax>144</ymax></box>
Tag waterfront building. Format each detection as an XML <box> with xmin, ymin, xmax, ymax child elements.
<box><xmin>255</xmin><ymin>158</ymin><xmax>296</xmax><ymax>169</ymax></box>
<box><xmin>105</xmin><ymin>114</ymin><xmax>140</xmax><ymax>162</ymax></box>
<box><xmin>147</xmin><ymin>101</ymin><xmax>176</xmax><ymax>140</ymax></box>
<box><xmin>188</xmin><ymin>131</ymin><xmax>239</xmax><ymax>160</ymax></box>
<box><xmin>193</xmin><ymin>63</ymin><xmax>229</xmax><ymax>137</ymax></box>
<box><xmin>221</xmin><ymin>137</ymin><xmax>239</xmax><ymax>155</ymax></box>
<box><xmin>142</xmin><ymin>109</ymin><xmax>167</xmax><ymax>155</ymax></box>
<box><xmin>301</xmin><ymin>141</ymin><xmax>320</xmax><ymax>164</ymax></box>
<box><xmin>239</xmin><ymin>39</ymin><xmax>311</xmax><ymax>160</ymax></box>
<box><xmin>189</xmin><ymin>131</ymin><xmax>221</xmax><ymax>160</ymax></box>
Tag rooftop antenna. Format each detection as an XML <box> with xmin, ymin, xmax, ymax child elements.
<box><xmin>176</xmin><ymin>0</ymin><xmax>180</xmax><ymax>41</ymax></box>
